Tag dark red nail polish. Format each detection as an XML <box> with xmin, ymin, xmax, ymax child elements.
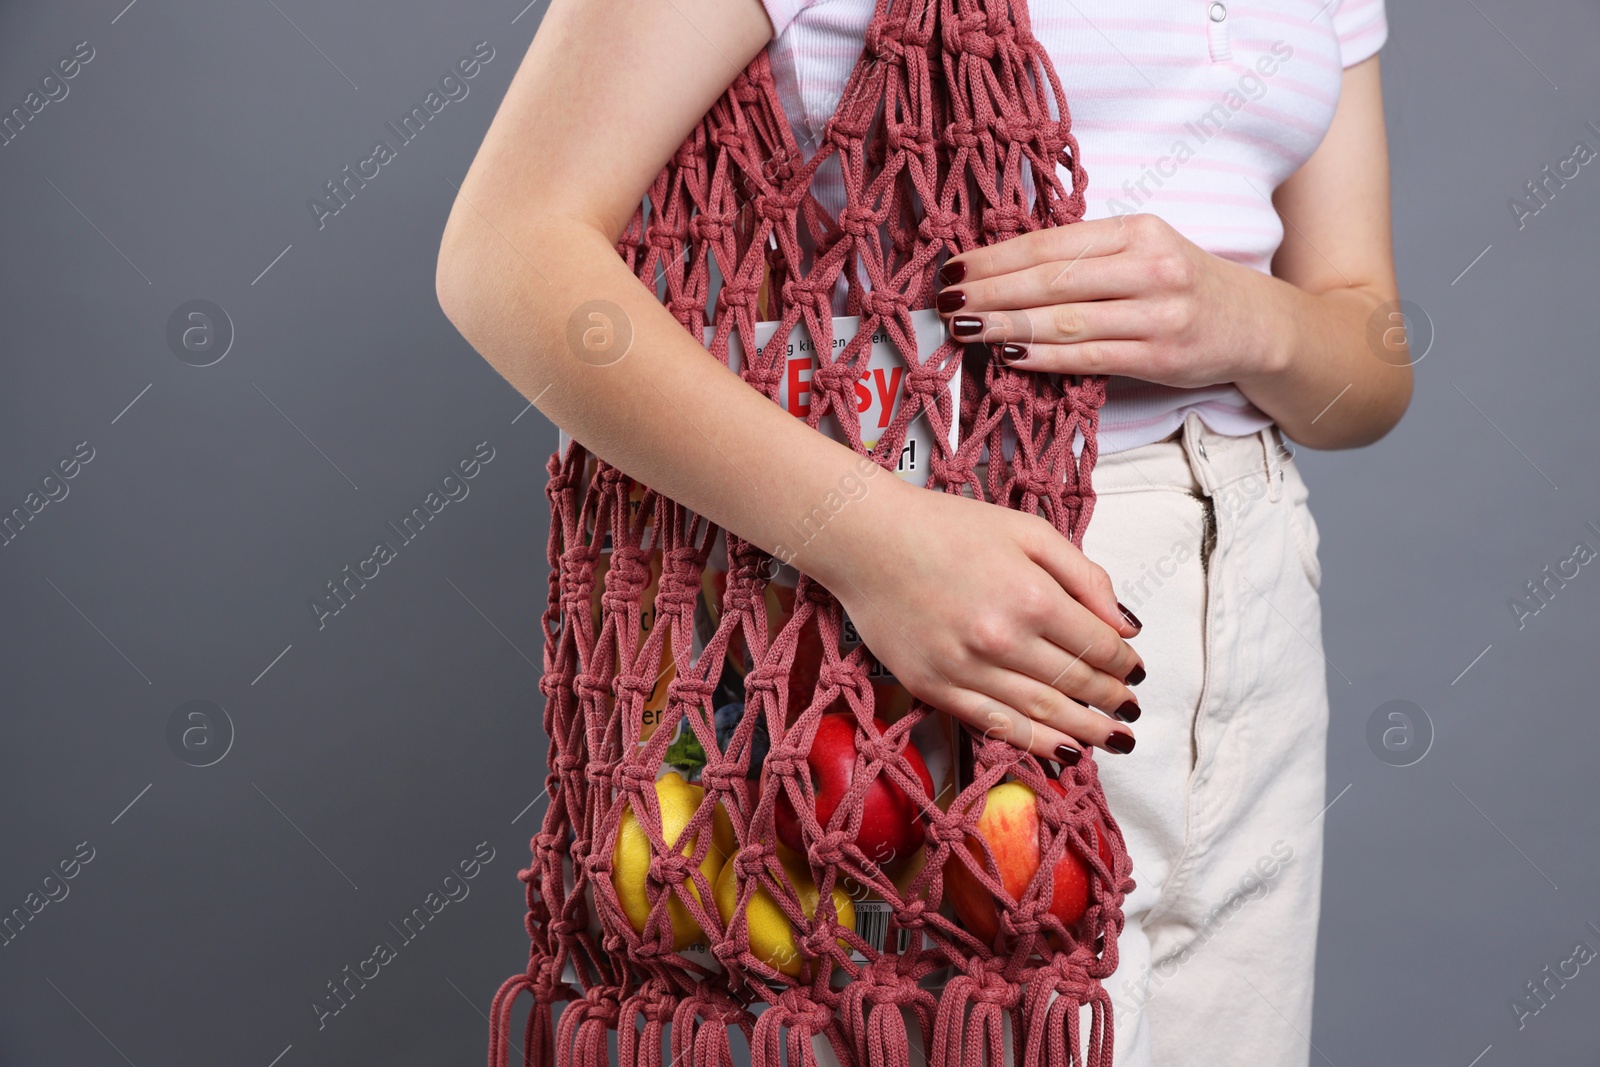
<box><xmin>936</xmin><ymin>289</ymin><xmax>966</xmax><ymax>313</ymax></box>
<box><xmin>1125</xmin><ymin>663</ymin><xmax>1146</xmax><ymax>687</ymax></box>
<box><xmin>1054</xmin><ymin>744</ymin><xmax>1082</xmax><ymax>766</ymax></box>
<box><xmin>939</xmin><ymin>260</ymin><xmax>966</xmax><ymax>286</ymax></box>
<box><xmin>999</xmin><ymin>343</ymin><xmax>1027</xmax><ymax>364</ymax></box>
<box><xmin>1113</xmin><ymin>701</ymin><xmax>1140</xmax><ymax>723</ymax></box>
<box><xmin>1117</xmin><ymin>602</ymin><xmax>1143</xmax><ymax>630</ymax></box>
<box><xmin>951</xmin><ymin>316</ymin><xmax>983</xmax><ymax>338</ymax></box>
<box><xmin>1103</xmin><ymin>731</ymin><xmax>1136</xmax><ymax>754</ymax></box>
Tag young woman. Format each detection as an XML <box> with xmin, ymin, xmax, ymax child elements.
<box><xmin>437</xmin><ymin>1</ymin><xmax>1410</xmax><ymax>1063</ymax></box>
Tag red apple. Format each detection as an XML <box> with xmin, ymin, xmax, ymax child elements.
<box><xmin>942</xmin><ymin>779</ymin><xmax>1116</xmax><ymax>947</ymax></box>
<box><xmin>769</xmin><ymin>714</ymin><xmax>934</xmax><ymax>872</ymax></box>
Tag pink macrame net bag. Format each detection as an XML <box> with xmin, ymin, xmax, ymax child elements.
<box><xmin>491</xmin><ymin>0</ymin><xmax>1136</xmax><ymax>1065</ymax></box>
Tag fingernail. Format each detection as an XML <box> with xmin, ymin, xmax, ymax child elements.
<box><xmin>1103</xmin><ymin>731</ymin><xmax>1136</xmax><ymax>754</ymax></box>
<box><xmin>1053</xmin><ymin>744</ymin><xmax>1082</xmax><ymax>766</ymax></box>
<box><xmin>1124</xmin><ymin>663</ymin><xmax>1146</xmax><ymax>687</ymax></box>
<box><xmin>1113</xmin><ymin>701</ymin><xmax>1140</xmax><ymax>723</ymax></box>
<box><xmin>1117</xmin><ymin>602</ymin><xmax>1143</xmax><ymax>630</ymax></box>
<box><xmin>938</xmin><ymin>260</ymin><xmax>966</xmax><ymax>286</ymax></box>
<box><xmin>999</xmin><ymin>343</ymin><xmax>1027</xmax><ymax>364</ymax></box>
<box><xmin>936</xmin><ymin>289</ymin><xmax>966</xmax><ymax>313</ymax></box>
<box><xmin>951</xmin><ymin>316</ymin><xmax>984</xmax><ymax>338</ymax></box>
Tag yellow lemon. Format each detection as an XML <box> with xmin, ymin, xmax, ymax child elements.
<box><xmin>713</xmin><ymin>849</ymin><xmax>855</xmax><ymax>977</ymax></box>
<box><xmin>612</xmin><ymin>772</ymin><xmax>724</xmax><ymax>951</ymax></box>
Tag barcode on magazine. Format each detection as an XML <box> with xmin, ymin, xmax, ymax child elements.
<box><xmin>853</xmin><ymin>901</ymin><xmax>891</xmax><ymax>960</ymax></box>
<box><xmin>850</xmin><ymin>902</ymin><xmax>917</xmax><ymax>962</ymax></box>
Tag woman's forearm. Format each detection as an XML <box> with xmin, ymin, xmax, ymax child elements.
<box><xmin>1230</xmin><ymin>263</ymin><xmax>1413</xmax><ymax>450</ymax></box>
<box><xmin>435</xmin><ymin>212</ymin><xmax>911</xmax><ymax>586</ymax></box>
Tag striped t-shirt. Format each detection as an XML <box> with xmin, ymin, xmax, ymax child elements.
<box><xmin>758</xmin><ymin>0</ymin><xmax>1388</xmax><ymax>453</ymax></box>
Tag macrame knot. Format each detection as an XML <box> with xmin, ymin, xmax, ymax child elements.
<box><xmin>719</xmin><ymin>282</ymin><xmax>759</xmax><ymax>311</ymax></box>
<box><xmin>989</xmin><ymin>369</ymin><xmax>1030</xmax><ymax>406</ymax></box>
<box><xmin>618</xmin><ymin>761</ymin><xmax>660</xmax><ymax>787</ymax></box>
<box><xmin>654</xmin><ymin>580</ymin><xmax>701</xmax><ymax>615</ymax></box>
<box><xmin>894</xmin><ymin>896</ymin><xmax>928</xmax><ymax>926</ymax></box>
<box><xmin>699</xmin><ymin>761</ymin><xmax>745</xmax><ymax>794</ymax></box>
<box><xmin>648</xmin><ymin>850</ymin><xmax>692</xmax><ymax>886</ymax></box>
<box><xmin>735</xmin><ymin>842</ymin><xmax>774</xmax><ymax>877</ymax></box>
<box><xmin>837</xmin><ymin>204</ymin><xmax>878</xmax><ymax>240</ymax></box>
<box><xmin>944</xmin><ymin>119</ymin><xmax>982</xmax><ymax>150</ymax></box>
<box><xmin>864</xmin><ymin>19</ymin><xmax>903</xmax><ymax>59</ymax></box>
<box><xmin>1040</xmin><ymin>951</ymin><xmax>1097</xmax><ymax>999</ymax></box>
<box><xmin>918</xmin><ymin>208</ymin><xmax>963</xmax><ymax>242</ymax></box>
<box><xmin>1017</xmin><ymin>466</ymin><xmax>1059</xmax><ymax>500</ymax></box>
<box><xmin>757</xmin><ymin>194</ymin><xmax>801</xmax><ymax>227</ymax></box>
<box><xmin>943</xmin><ymin>13</ymin><xmax>1004</xmax><ymax>59</ymax></box>
<box><xmin>647</xmin><ymin>224</ymin><xmax>688</xmax><ymax>255</ymax></box>
<box><xmin>983</xmin><ymin>204</ymin><xmax>1029</xmax><ymax>240</ymax></box>
<box><xmin>742</xmin><ymin>670</ymin><xmax>783</xmax><ymax>700</ymax></box>
<box><xmin>1037</xmin><ymin>793</ymin><xmax>1075</xmax><ymax>832</ymax></box>
<box><xmin>668</xmin><ymin>675</ymin><xmax>718</xmax><ymax>705</ymax></box>
<box><xmin>812</xmin><ymin>829</ymin><xmax>853</xmax><ymax>868</ymax></box>
<box><xmin>992</xmin><ymin>114</ymin><xmax>1029</xmax><ymax>145</ymax></box>
<box><xmin>762</xmin><ymin>749</ymin><xmax>807</xmax><ymax>781</ymax></box>
<box><xmin>781</xmin><ymin>278</ymin><xmax>834</xmax><ymax>317</ymax></box>
<box><xmin>810</xmin><ymin>358</ymin><xmax>859</xmax><ymax>397</ymax></box>
<box><xmin>533</xmin><ymin>831</ymin><xmax>565</xmax><ymax>857</ymax></box>
<box><xmin>689</xmin><ymin>210</ymin><xmax>734</xmax><ymax>243</ymax></box>
<box><xmin>928</xmin><ymin>814</ymin><xmax>970</xmax><ymax>847</ymax></box>
<box><xmin>773</xmin><ymin>988</ymin><xmax>833</xmax><ymax>1034</ymax></box>
<box><xmin>855</xmin><ymin>729</ymin><xmax>903</xmax><ymax>769</ymax></box>
<box><xmin>854</xmin><ymin>956</ymin><xmax>918</xmax><ymax>1000</ymax></box>
<box><xmin>709</xmin><ymin>123</ymin><xmax>745</xmax><ymax>151</ymax></box>
<box><xmin>531</xmin><ymin>956</ymin><xmax>569</xmax><ymax>1000</ymax></box>
<box><xmin>799</xmin><ymin>916</ymin><xmax>844</xmax><ymax>961</ymax></box>
<box><xmin>600</xmin><ymin>547</ymin><xmax>652</xmax><ymax>610</ymax></box>
<box><xmin>886</xmin><ymin>120</ymin><xmax>933</xmax><ymax>155</ymax></box>
<box><xmin>963</xmin><ymin>958</ymin><xmax>1024</xmax><ymax>1006</ymax></box>
<box><xmin>616</xmin><ymin>672</ymin><xmax>659</xmax><ymax>700</ymax></box>
<box><xmin>815</xmin><ymin>659</ymin><xmax>867</xmax><ymax>702</ymax></box>
<box><xmin>559</xmin><ymin>547</ymin><xmax>598</xmax><ymax>603</ymax></box>
<box><xmin>861</xmin><ymin>286</ymin><xmax>908</xmax><ymax>321</ymax></box>
<box><xmin>587</xmin><ymin>989</ymin><xmax>623</xmax><ymax>1027</ymax></box>
<box><xmin>635</xmin><ymin>981</ymin><xmax>678</xmax><ymax>1024</ymax></box>
<box><xmin>998</xmin><ymin>904</ymin><xmax>1044</xmax><ymax>941</ymax></box>
<box><xmin>903</xmin><ymin>358</ymin><xmax>949</xmax><ymax>398</ymax></box>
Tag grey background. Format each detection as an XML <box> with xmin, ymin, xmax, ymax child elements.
<box><xmin>0</xmin><ymin>0</ymin><xmax>1595</xmax><ymax>1064</ymax></box>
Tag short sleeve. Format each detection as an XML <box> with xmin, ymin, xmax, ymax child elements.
<box><xmin>1332</xmin><ymin>0</ymin><xmax>1388</xmax><ymax>67</ymax></box>
<box><xmin>761</xmin><ymin>0</ymin><xmax>811</xmax><ymax>38</ymax></box>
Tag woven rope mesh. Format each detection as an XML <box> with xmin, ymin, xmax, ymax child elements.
<box><xmin>492</xmin><ymin>1</ymin><xmax>1137</xmax><ymax>1065</ymax></box>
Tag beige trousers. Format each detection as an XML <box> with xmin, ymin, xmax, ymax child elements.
<box><xmin>815</xmin><ymin>412</ymin><xmax>1332</xmax><ymax>1067</ymax></box>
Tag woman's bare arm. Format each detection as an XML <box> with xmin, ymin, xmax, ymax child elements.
<box><xmin>435</xmin><ymin>0</ymin><xmax>1144</xmax><ymax>762</ymax></box>
<box><xmin>1243</xmin><ymin>54</ymin><xmax>1413</xmax><ymax>448</ymax></box>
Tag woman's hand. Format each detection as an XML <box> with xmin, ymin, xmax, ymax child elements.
<box><xmin>808</xmin><ymin>476</ymin><xmax>1145</xmax><ymax>764</ymax></box>
<box><xmin>933</xmin><ymin>212</ymin><xmax>1281</xmax><ymax>389</ymax></box>
<box><xmin>930</xmin><ymin>58</ymin><xmax>1411</xmax><ymax>450</ymax></box>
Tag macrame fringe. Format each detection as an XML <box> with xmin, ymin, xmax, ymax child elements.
<box><xmin>750</xmin><ymin>990</ymin><xmax>843</xmax><ymax>1067</ymax></box>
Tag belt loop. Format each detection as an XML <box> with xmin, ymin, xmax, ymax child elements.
<box><xmin>1262</xmin><ymin>426</ymin><xmax>1284</xmax><ymax>502</ymax></box>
